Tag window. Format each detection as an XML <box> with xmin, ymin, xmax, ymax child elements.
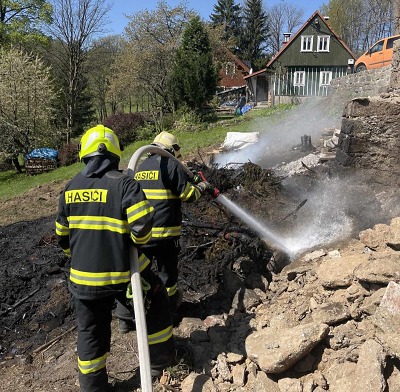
<box><xmin>370</xmin><ymin>40</ymin><xmax>384</xmax><ymax>53</ymax></box>
<box><xmin>317</xmin><ymin>35</ymin><xmax>330</xmax><ymax>52</ymax></box>
<box><xmin>301</xmin><ymin>36</ymin><xmax>313</xmax><ymax>52</ymax></box>
<box><xmin>293</xmin><ymin>71</ymin><xmax>305</xmax><ymax>86</ymax></box>
<box><xmin>225</xmin><ymin>62</ymin><xmax>235</xmax><ymax>76</ymax></box>
<box><xmin>320</xmin><ymin>71</ymin><xmax>332</xmax><ymax>86</ymax></box>
<box><xmin>387</xmin><ymin>37</ymin><xmax>400</xmax><ymax>49</ymax></box>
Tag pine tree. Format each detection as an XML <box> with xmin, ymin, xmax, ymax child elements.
<box><xmin>210</xmin><ymin>0</ymin><xmax>242</xmax><ymax>43</ymax></box>
<box><xmin>240</xmin><ymin>0</ymin><xmax>270</xmax><ymax>66</ymax></box>
<box><xmin>168</xmin><ymin>16</ymin><xmax>218</xmax><ymax>112</ymax></box>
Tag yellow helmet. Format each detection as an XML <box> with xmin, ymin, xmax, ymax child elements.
<box><xmin>79</xmin><ymin>125</ymin><xmax>122</xmax><ymax>161</ymax></box>
<box><xmin>152</xmin><ymin>131</ymin><xmax>181</xmax><ymax>159</ymax></box>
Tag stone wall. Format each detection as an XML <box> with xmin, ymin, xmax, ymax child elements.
<box><xmin>336</xmin><ymin>97</ymin><xmax>400</xmax><ymax>183</ymax></box>
<box><xmin>330</xmin><ymin>66</ymin><xmax>391</xmax><ymax>101</ymax></box>
<box><xmin>333</xmin><ymin>41</ymin><xmax>400</xmax><ymax>187</ymax></box>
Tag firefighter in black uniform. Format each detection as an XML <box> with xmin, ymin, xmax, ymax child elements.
<box><xmin>115</xmin><ymin>131</ymin><xmax>211</xmax><ymax>330</ymax></box>
<box><xmin>55</xmin><ymin>125</ymin><xmax>174</xmax><ymax>392</ymax></box>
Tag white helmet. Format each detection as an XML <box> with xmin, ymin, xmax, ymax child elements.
<box><xmin>152</xmin><ymin>131</ymin><xmax>181</xmax><ymax>159</ymax></box>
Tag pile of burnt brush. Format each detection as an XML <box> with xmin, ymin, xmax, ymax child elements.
<box><xmin>177</xmin><ymin>161</ymin><xmax>295</xmax><ymax>319</ymax></box>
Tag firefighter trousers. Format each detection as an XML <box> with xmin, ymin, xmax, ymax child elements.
<box><xmin>75</xmin><ymin>267</ymin><xmax>174</xmax><ymax>391</ymax></box>
<box><xmin>141</xmin><ymin>238</ymin><xmax>181</xmax><ymax>308</ymax></box>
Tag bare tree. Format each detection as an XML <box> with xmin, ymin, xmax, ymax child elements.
<box><xmin>321</xmin><ymin>0</ymin><xmax>392</xmax><ymax>55</ymax></box>
<box><xmin>109</xmin><ymin>1</ymin><xmax>194</xmax><ymax>113</ymax></box>
<box><xmin>47</xmin><ymin>0</ymin><xmax>111</xmax><ymax>142</ymax></box>
<box><xmin>268</xmin><ymin>1</ymin><xmax>304</xmax><ymax>55</ymax></box>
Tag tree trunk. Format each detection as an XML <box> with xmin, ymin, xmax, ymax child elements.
<box><xmin>12</xmin><ymin>156</ymin><xmax>22</xmax><ymax>173</ymax></box>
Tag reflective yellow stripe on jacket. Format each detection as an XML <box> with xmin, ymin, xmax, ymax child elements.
<box><xmin>143</xmin><ymin>189</ymin><xmax>179</xmax><ymax>200</ymax></box>
<box><xmin>148</xmin><ymin>325</ymin><xmax>173</xmax><ymax>345</ymax></box>
<box><xmin>78</xmin><ymin>353</ymin><xmax>108</xmax><ymax>374</ymax></box>
<box><xmin>67</xmin><ymin>215</ymin><xmax>129</xmax><ymax>233</ymax></box>
<box><xmin>138</xmin><ymin>252</ymin><xmax>151</xmax><ymax>272</ymax></box>
<box><xmin>70</xmin><ymin>268</ymin><xmax>131</xmax><ymax>286</ymax></box>
<box><xmin>126</xmin><ymin>200</ymin><xmax>154</xmax><ymax>224</ymax></box>
<box><xmin>151</xmin><ymin>226</ymin><xmax>181</xmax><ymax>238</ymax></box>
<box><xmin>55</xmin><ymin>221</ymin><xmax>70</xmax><ymax>236</ymax></box>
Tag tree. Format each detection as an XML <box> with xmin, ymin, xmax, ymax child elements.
<box><xmin>46</xmin><ymin>0</ymin><xmax>110</xmax><ymax>142</ymax></box>
<box><xmin>168</xmin><ymin>15</ymin><xmax>218</xmax><ymax>112</ymax></box>
<box><xmin>239</xmin><ymin>0</ymin><xmax>270</xmax><ymax>67</ymax></box>
<box><xmin>210</xmin><ymin>0</ymin><xmax>242</xmax><ymax>45</ymax></box>
<box><xmin>321</xmin><ymin>0</ymin><xmax>393</xmax><ymax>55</ymax></box>
<box><xmin>268</xmin><ymin>1</ymin><xmax>304</xmax><ymax>54</ymax></box>
<box><xmin>0</xmin><ymin>0</ymin><xmax>52</xmax><ymax>47</ymax></box>
<box><xmin>0</xmin><ymin>47</ymin><xmax>56</xmax><ymax>171</ymax></box>
<box><xmin>110</xmin><ymin>1</ymin><xmax>194</xmax><ymax>114</ymax></box>
<box><xmin>86</xmin><ymin>35</ymin><xmax>122</xmax><ymax>121</ymax></box>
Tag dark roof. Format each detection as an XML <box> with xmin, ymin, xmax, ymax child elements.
<box><xmin>244</xmin><ymin>10</ymin><xmax>356</xmax><ymax>80</ymax></box>
<box><xmin>267</xmin><ymin>10</ymin><xmax>356</xmax><ymax>68</ymax></box>
<box><xmin>225</xmin><ymin>49</ymin><xmax>251</xmax><ymax>73</ymax></box>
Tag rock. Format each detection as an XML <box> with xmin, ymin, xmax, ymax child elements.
<box><xmin>177</xmin><ymin>317</ymin><xmax>207</xmax><ymax>338</ymax></box>
<box><xmin>223</xmin><ymin>269</ymin><xmax>245</xmax><ymax>299</ymax></box>
<box><xmin>253</xmin><ymin>371</ymin><xmax>280</xmax><ymax>392</ymax></box>
<box><xmin>323</xmin><ymin>361</ymin><xmax>357</xmax><ymax>392</ymax></box>
<box><xmin>359</xmin><ymin>224</ymin><xmax>391</xmax><ymax>250</ymax></box>
<box><xmin>231</xmin><ymin>288</ymin><xmax>261</xmax><ymax>311</ymax></box>
<box><xmin>231</xmin><ymin>363</ymin><xmax>245</xmax><ymax>387</ymax></box>
<box><xmin>355</xmin><ymin>255</ymin><xmax>400</xmax><ymax>284</ymax></box>
<box><xmin>359</xmin><ymin>287</ymin><xmax>386</xmax><ymax>315</ymax></box>
<box><xmin>386</xmin><ymin>362</ymin><xmax>400</xmax><ymax>391</ymax></box>
<box><xmin>245</xmin><ymin>323</ymin><xmax>329</xmax><ymax>373</ymax></box>
<box><xmin>278</xmin><ymin>377</ymin><xmax>303</xmax><ymax>392</ymax></box>
<box><xmin>316</xmin><ymin>254</ymin><xmax>369</xmax><ymax>288</ymax></box>
<box><xmin>216</xmin><ymin>353</ymin><xmax>231</xmax><ymax>382</ymax></box>
<box><xmin>311</xmin><ymin>302</ymin><xmax>351</xmax><ymax>325</ymax></box>
<box><xmin>180</xmin><ymin>373</ymin><xmax>216</xmax><ymax>392</ymax></box>
<box><xmin>303</xmin><ymin>249</ymin><xmax>326</xmax><ymax>261</ymax></box>
<box><xmin>244</xmin><ymin>272</ymin><xmax>269</xmax><ymax>291</ymax></box>
<box><xmin>352</xmin><ymin>339</ymin><xmax>386</xmax><ymax>392</ymax></box>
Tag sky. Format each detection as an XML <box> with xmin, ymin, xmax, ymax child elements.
<box><xmin>107</xmin><ymin>0</ymin><xmax>324</xmax><ymax>35</ymax></box>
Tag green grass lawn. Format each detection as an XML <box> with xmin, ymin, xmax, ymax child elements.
<box><xmin>0</xmin><ymin>104</ymin><xmax>294</xmax><ymax>202</ymax></box>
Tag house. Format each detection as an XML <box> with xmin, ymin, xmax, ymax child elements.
<box><xmin>244</xmin><ymin>10</ymin><xmax>356</xmax><ymax>105</ymax></box>
<box><xmin>217</xmin><ymin>49</ymin><xmax>251</xmax><ymax>105</ymax></box>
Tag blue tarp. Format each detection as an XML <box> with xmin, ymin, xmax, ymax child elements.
<box><xmin>25</xmin><ymin>148</ymin><xmax>59</xmax><ymax>161</ymax></box>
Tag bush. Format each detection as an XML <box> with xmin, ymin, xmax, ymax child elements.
<box><xmin>103</xmin><ymin>113</ymin><xmax>145</xmax><ymax>146</ymax></box>
<box><xmin>58</xmin><ymin>141</ymin><xmax>79</xmax><ymax>166</ymax></box>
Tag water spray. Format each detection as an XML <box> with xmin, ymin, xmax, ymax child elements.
<box><xmin>191</xmin><ymin>169</ymin><xmax>294</xmax><ymax>257</ymax></box>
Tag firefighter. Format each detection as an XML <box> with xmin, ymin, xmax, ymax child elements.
<box><xmin>55</xmin><ymin>125</ymin><xmax>174</xmax><ymax>391</ymax></box>
<box><xmin>115</xmin><ymin>131</ymin><xmax>211</xmax><ymax>330</ymax></box>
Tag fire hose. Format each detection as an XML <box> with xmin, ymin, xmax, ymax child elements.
<box><xmin>126</xmin><ymin>145</ymin><xmax>219</xmax><ymax>392</ymax></box>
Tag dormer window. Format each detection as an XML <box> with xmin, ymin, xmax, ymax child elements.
<box><xmin>301</xmin><ymin>35</ymin><xmax>313</xmax><ymax>52</ymax></box>
<box><xmin>317</xmin><ymin>35</ymin><xmax>330</xmax><ymax>52</ymax></box>
<box><xmin>225</xmin><ymin>62</ymin><xmax>236</xmax><ymax>76</ymax></box>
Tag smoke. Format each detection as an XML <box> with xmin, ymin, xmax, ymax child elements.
<box><xmin>214</xmin><ymin>99</ymin><xmax>389</xmax><ymax>256</ymax></box>
<box><xmin>280</xmin><ymin>177</ymin><xmax>355</xmax><ymax>255</ymax></box>
<box><xmin>214</xmin><ymin>99</ymin><xmax>340</xmax><ymax>169</ymax></box>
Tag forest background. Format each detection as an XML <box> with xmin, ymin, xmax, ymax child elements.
<box><xmin>0</xmin><ymin>0</ymin><xmax>396</xmax><ymax>174</ymax></box>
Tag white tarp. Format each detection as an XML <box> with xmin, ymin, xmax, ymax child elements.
<box><xmin>221</xmin><ymin>132</ymin><xmax>259</xmax><ymax>151</ymax></box>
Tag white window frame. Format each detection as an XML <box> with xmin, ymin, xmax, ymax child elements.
<box><xmin>317</xmin><ymin>35</ymin><xmax>330</xmax><ymax>52</ymax></box>
<box><xmin>301</xmin><ymin>35</ymin><xmax>313</xmax><ymax>52</ymax></box>
<box><xmin>293</xmin><ymin>71</ymin><xmax>305</xmax><ymax>87</ymax></box>
<box><xmin>320</xmin><ymin>71</ymin><xmax>332</xmax><ymax>86</ymax></box>
<box><xmin>225</xmin><ymin>62</ymin><xmax>236</xmax><ymax>76</ymax></box>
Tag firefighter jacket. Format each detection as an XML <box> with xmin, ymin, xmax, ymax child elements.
<box><xmin>55</xmin><ymin>169</ymin><xmax>154</xmax><ymax>299</ymax></box>
<box><xmin>134</xmin><ymin>154</ymin><xmax>201</xmax><ymax>240</ymax></box>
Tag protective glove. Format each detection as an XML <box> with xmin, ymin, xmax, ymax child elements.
<box><xmin>191</xmin><ymin>171</ymin><xmax>202</xmax><ymax>184</ymax></box>
<box><xmin>197</xmin><ymin>181</ymin><xmax>212</xmax><ymax>194</ymax></box>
